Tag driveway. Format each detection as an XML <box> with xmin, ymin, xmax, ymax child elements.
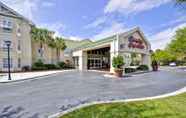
<box><xmin>0</xmin><ymin>70</ymin><xmax>186</xmax><ymax>118</ymax></box>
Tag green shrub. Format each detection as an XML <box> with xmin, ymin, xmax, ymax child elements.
<box><xmin>137</xmin><ymin>65</ymin><xmax>149</xmax><ymax>71</ymax></box>
<box><xmin>125</xmin><ymin>68</ymin><xmax>136</xmax><ymax>73</ymax></box>
<box><xmin>58</xmin><ymin>61</ymin><xmax>66</xmax><ymax>69</ymax></box>
<box><xmin>32</xmin><ymin>59</ymin><xmax>46</xmax><ymax>70</ymax></box>
<box><xmin>112</xmin><ymin>55</ymin><xmax>125</xmax><ymax>69</ymax></box>
<box><xmin>44</xmin><ymin>64</ymin><xmax>58</xmax><ymax>70</ymax></box>
<box><xmin>33</xmin><ymin>59</ymin><xmax>44</xmax><ymax>67</ymax></box>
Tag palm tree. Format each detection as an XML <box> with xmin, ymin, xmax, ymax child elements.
<box><xmin>54</xmin><ymin>37</ymin><xmax>67</xmax><ymax>61</ymax></box>
<box><xmin>31</xmin><ymin>27</ymin><xmax>67</xmax><ymax>62</ymax></box>
<box><xmin>55</xmin><ymin>37</ymin><xmax>67</xmax><ymax>50</ymax></box>
<box><xmin>31</xmin><ymin>27</ymin><xmax>55</xmax><ymax>60</ymax></box>
<box><xmin>31</xmin><ymin>27</ymin><xmax>54</xmax><ymax>47</ymax></box>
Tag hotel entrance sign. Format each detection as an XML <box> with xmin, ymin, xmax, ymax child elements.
<box><xmin>128</xmin><ymin>36</ymin><xmax>145</xmax><ymax>49</ymax></box>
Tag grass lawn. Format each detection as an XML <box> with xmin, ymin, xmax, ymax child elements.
<box><xmin>60</xmin><ymin>93</ymin><xmax>186</xmax><ymax>118</ymax></box>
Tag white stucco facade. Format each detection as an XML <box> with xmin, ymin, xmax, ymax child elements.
<box><xmin>72</xmin><ymin>28</ymin><xmax>152</xmax><ymax>73</ymax></box>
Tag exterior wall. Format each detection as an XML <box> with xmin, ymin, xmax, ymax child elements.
<box><xmin>0</xmin><ymin>15</ymin><xmax>32</xmax><ymax>72</ymax></box>
<box><xmin>118</xmin><ymin>31</ymin><xmax>151</xmax><ymax>69</ymax></box>
<box><xmin>72</xmin><ymin>30</ymin><xmax>152</xmax><ymax>72</ymax></box>
<box><xmin>31</xmin><ymin>41</ymin><xmax>65</xmax><ymax>64</ymax></box>
<box><xmin>73</xmin><ymin>50</ymin><xmax>87</xmax><ymax>70</ymax></box>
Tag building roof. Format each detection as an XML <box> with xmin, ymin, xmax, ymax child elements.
<box><xmin>0</xmin><ymin>1</ymin><xmax>34</xmax><ymax>25</ymax></box>
<box><xmin>64</xmin><ymin>39</ymin><xmax>92</xmax><ymax>54</ymax></box>
<box><xmin>73</xmin><ymin>27</ymin><xmax>146</xmax><ymax>51</ymax></box>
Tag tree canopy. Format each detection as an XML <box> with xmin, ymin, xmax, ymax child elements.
<box><xmin>31</xmin><ymin>27</ymin><xmax>66</xmax><ymax>50</ymax></box>
<box><xmin>176</xmin><ymin>0</ymin><xmax>186</xmax><ymax>4</ymax></box>
<box><xmin>167</xmin><ymin>27</ymin><xmax>186</xmax><ymax>60</ymax></box>
<box><xmin>175</xmin><ymin>0</ymin><xmax>186</xmax><ymax>9</ymax></box>
<box><xmin>152</xmin><ymin>49</ymin><xmax>176</xmax><ymax>65</ymax></box>
<box><xmin>31</xmin><ymin>27</ymin><xmax>54</xmax><ymax>44</ymax></box>
<box><xmin>153</xmin><ymin>27</ymin><xmax>186</xmax><ymax>65</ymax></box>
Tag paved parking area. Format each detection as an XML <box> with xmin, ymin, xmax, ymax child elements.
<box><xmin>0</xmin><ymin>70</ymin><xmax>186</xmax><ymax>118</ymax></box>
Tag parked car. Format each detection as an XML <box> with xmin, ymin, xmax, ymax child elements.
<box><xmin>169</xmin><ymin>62</ymin><xmax>177</xmax><ymax>67</ymax></box>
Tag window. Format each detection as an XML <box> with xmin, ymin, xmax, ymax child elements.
<box><xmin>17</xmin><ymin>23</ymin><xmax>21</xmax><ymax>36</ymax></box>
<box><xmin>2</xmin><ymin>19</ymin><xmax>13</xmax><ymax>32</ymax></box>
<box><xmin>18</xmin><ymin>58</ymin><xmax>21</xmax><ymax>68</ymax></box>
<box><xmin>18</xmin><ymin>40</ymin><xmax>21</xmax><ymax>51</ymax></box>
<box><xmin>3</xmin><ymin>58</ymin><xmax>13</xmax><ymax>68</ymax></box>
<box><xmin>120</xmin><ymin>44</ymin><xmax>125</xmax><ymax>49</ymax></box>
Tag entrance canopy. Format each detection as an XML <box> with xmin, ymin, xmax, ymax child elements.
<box><xmin>72</xmin><ymin>27</ymin><xmax>151</xmax><ymax>72</ymax></box>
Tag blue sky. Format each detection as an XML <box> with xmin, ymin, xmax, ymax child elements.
<box><xmin>2</xmin><ymin>0</ymin><xmax>186</xmax><ymax>50</ymax></box>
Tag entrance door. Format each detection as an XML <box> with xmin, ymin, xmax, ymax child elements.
<box><xmin>73</xmin><ymin>57</ymin><xmax>79</xmax><ymax>69</ymax></box>
<box><xmin>88</xmin><ymin>58</ymin><xmax>102</xmax><ymax>69</ymax></box>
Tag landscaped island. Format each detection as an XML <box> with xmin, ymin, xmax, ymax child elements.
<box><xmin>60</xmin><ymin>93</ymin><xmax>186</xmax><ymax>118</ymax></box>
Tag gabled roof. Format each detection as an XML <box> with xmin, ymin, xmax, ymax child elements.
<box><xmin>119</xmin><ymin>27</ymin><xmax>151</xmax><ymax>49</ymax></box>
<box><xmin>73</xmin><ymin>27</ymin><xmax>150</xmax><ymax>51</ymax></box>
<box><xmin>0</xmin><ymin>1</ymin><xmax>34</xmax><ymax>25</ymax></box>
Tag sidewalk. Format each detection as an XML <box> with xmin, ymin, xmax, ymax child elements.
<box><xmin>160</xmin><ymin>66</ymin><xmax>186</xmax><ymax>72</ymax></box>
<box><xmin>0</xmin><ymin>70</ymin><xmax>71</xmax><ymax>83</ymax></box>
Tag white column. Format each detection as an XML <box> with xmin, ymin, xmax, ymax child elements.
<box><xmin>110</xmin><ymin>39</ymin><xmax>119</xmax><ymax>73</ymax></box>
<box><xmin>79</xmin><ymin>51</ymin><xmax>87</xmax><ymax>71</ymax></box>
<box><xmin>142</xmin><ymin>54</ymin><xmax>151</xmax><ymax>70</ymax></box>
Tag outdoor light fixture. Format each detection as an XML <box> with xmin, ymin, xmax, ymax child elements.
<box><xmin>4</xmin><ymin>40</ymin><xmax>12</xmax><ymax>80</ymax></box>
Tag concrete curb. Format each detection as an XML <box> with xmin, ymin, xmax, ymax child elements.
<box><xmin>49</xmin><ymin>86</ymin><xmax>186</xmax><ymax>118</ymax></box>
<box><xmin>0</xmin><ymin>70</ymin><xmax>75</xmax><ymax>83</ymax></box>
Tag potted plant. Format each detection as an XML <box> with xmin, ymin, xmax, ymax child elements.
<box><xmin>151</xmin><ymin>60</ymin><xmax>158</xmax><ymax>71</ymax></box>
<box><xmin>112</xmin><ymin>55</ymin><xmax>125</xmax><ymax>77</ymax></box>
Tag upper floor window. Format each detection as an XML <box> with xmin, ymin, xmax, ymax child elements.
<box><xmin>1</xmin><ymin>19</ymin><xmax>13</xmax><ymax>32</ymax></box>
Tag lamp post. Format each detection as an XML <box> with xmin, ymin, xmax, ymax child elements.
<box><xmin>4</xmin><ymin>41</ymin><xmax>12</xmax><ymax>80</ymax></box>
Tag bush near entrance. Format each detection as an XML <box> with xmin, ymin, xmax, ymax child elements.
<box><xmin>32</xmin><ymin>60</ymin><xmax>72</xmax><ymax>71</ymax></box>
<box><xmin>112</xmin><ymin>56</ymin><xmax>125</xmax><ymax>69</ymax></box>
<box><xmin>125</xmin><ymin>68</ymin><xmax>136</xmax><ymax>73</ymax></box>
<box><xmin>137</xmin><ymin>65</ymin><xmax>149</xmax><ymax>71</ymax></box>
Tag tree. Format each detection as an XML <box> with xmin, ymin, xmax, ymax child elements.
<box><xmin>175</xmin><ymin>0</ymin><xmax>186</xmax><ymax>9</ymax></box>
<box><xmin>176</xmin><ymin>0</ymin><xmax>186</xmax><ymax>4</ymax></box>
<box><xmin>31</xmin><ymin>27</ymin><xmax>67</xmax><ymax>62</ymax></box>
<box><xmin>31</xmin><ymin>27</ymin><xmax>54</xmax><ymax>48</ymax></box>
<box><xmin>152</xmin><ymin>49</ymin><xmax>176</xmax><ymax>65</ymax></box>
<box><xmin>54</xmin><ymin>37</ymin><xmax>67</xmax><ymax>50</ymax></box>
<box><xmin>167</xmin><ymin>27</ymin><xmax>186</xmax><ymax>60</ymax></box>
<box><xmin>31</xmin><ymin>27</ymin><xmax>54</xmax><ymax>43</ymax></box>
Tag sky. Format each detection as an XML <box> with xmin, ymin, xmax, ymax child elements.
<box><xmin>1</xmin><ymin>0</ymin><xmax>186</xmax><ymax>50</ymax></box>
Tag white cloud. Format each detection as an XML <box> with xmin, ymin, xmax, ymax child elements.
<box><xmin>159</xmin><ymin>16</ymin><xmax>186</xmax><ymax>28</ymax></box>
<box><xmin>104</xmin><ymin>0</ymin><xmax>171</xmax><ymax>15</ymax></box>
<box><xmin>1</xmin><ymin>0</ymin><xmax>55</xmax><ymax>20</ymax></box>
<box><xmin>92</xmin><ymin>22</ymin><xmax>127</xmax><ymax>40</ymax></box>
<box><xmin>38</xmin><ymin>22</ymin><xmax>65</xmax><ymax>37</ymax></box>
<box><xmin>150</xmin><ymin>23</ymin><xmax>186</xmax><ymax>50</ymax></box>
<box><xmin>1</xmin><ymin>0</ymin><xmax>39</xmax><ymax>20</ymax></box>
<box><xmin>41</xmin><ymin>1</ymin><xmax>55</xmax><ymax>7</ymax></box>
<box><xmin>84</xmin><ymin>17</ymin><xmax>107</xmax><ymax>29</ymax></box>
<box><xmin>68</xmin><ymin>36</ymin><xmax>83</xmax><ymax>41</ymax></box>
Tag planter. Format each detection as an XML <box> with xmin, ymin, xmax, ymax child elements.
<box><xmin>114</xmin><ymin>69</ymin><xmax>123</xmax><ymax>77</ymax></box>
<box><xmin>152</xmin><ymin>65</ymin><xmax>158</xmax><ymax>71</ymax></box>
